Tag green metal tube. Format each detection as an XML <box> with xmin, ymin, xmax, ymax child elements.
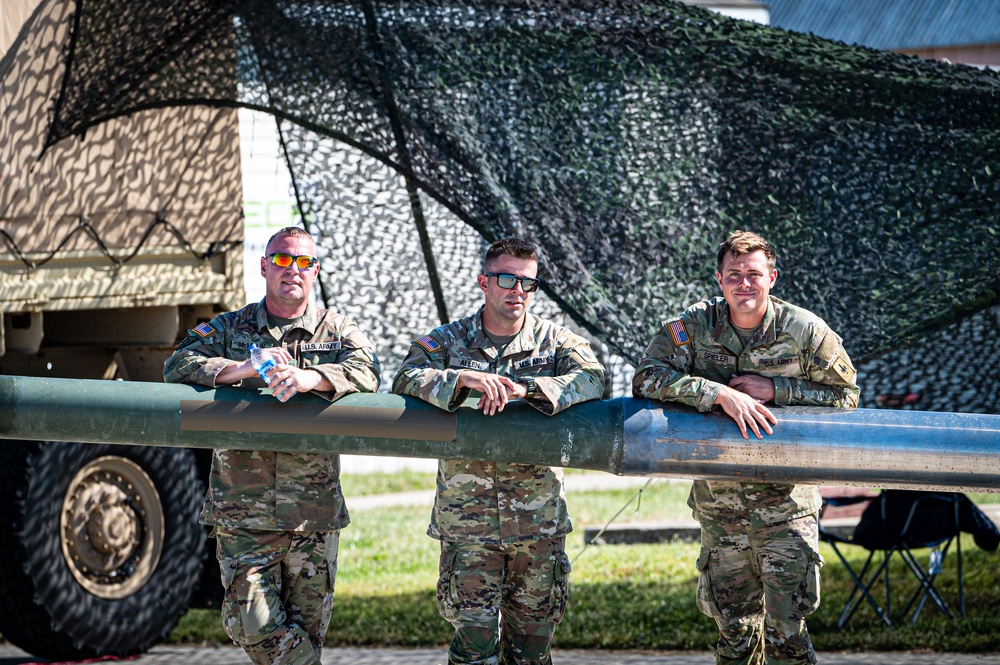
<box><xmin>0</xmin><ymin>375</ymin><xmax>622</xmax><ymax>472</ymax></box>
<box><xmin>1</xmin><ymin>375</ymin><xmax>999</xmax><ymax>491</ymax></box>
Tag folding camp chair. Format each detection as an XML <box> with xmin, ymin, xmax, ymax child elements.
<box><xmin>820</xmin><ymin>490</ymin><xmax>966</xmax><ymax>629</ymax></box>
<box><xmin>819</xmin><ymin>492</ymin><xmax>891</xmax><ymax>628</ymax></box>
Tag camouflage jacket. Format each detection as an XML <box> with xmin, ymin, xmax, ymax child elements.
<box><xmin>632</xmin><ymin>296</ymin><xmax>859</xmax><ymax>527</ymax></box>
<box><xmin>393</xmin><ymin>308</ymin><xmax>605</xmax><ymax>544</ymax></box>
<box><xmin>163</xmin><ymin>299</ymin><xmax>380</xmax><ymax>532</ymax></box>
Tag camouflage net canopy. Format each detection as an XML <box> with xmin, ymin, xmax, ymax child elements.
<box><xmin>18</xmin><ymin>0</ymin><xmax>1000</xmax><ymax>382</ymax></box>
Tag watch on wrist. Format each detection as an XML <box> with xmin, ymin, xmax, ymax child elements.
<box><xmin>522</xmin><ymin>378</ymin><xmax>538</xmax><ymax>398</ymax></box>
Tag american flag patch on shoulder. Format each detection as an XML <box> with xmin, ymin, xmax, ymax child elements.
<box><xmin>415</xmin><ymin>335</ymin><xmax>441</xmax><ymax>352</ymax></box>
<box><xmin>668</xmin><ymin>320</ymin><xmax>689</xmax><ymax>346</ymax></box>
<box><xmin>192</xmin><ymin>322</ymin><xmax>215</xmax><ymax>338</ymax></box>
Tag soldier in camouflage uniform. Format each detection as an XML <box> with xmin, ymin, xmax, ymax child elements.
<box><xmin>632</xmin><ymin>230</ymin><xmax>859</xmax><ymax>665</ymax></box>
<box><xmin>164</xmin><ymin>227</ymin><xmax>380</xmax><ymax>665</ymax></box>
<box><xmin>393</xmin><ymin>237</ymin><xmax>605</xmax><ymax>665</ymax></box>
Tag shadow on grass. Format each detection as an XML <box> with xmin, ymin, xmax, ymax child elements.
<box><xmin>325</xmin><ymin>581</ymin><xmax>717</xmax><ymax>651</ymax></box>
<box><xmin>558</xmin><ymin>579</ymin><xmax>716</xmax><ymax>650</ymax></box>
<box><xmin>172</xmin><ymin>538</ymin><xmax>1000</xmax><ymax>653</ymax></box>
<box><xmin>328</xmin><ymin>590</ymin><xmax>450</xmax><ymax>647</ymax></box>
<box><xmin>566</xmin><ymin>547</ymin><xmax>1000</xmax><ymax>653</ymax></box>
<box><xmin>810</xmin><ymin>542</ymin><xmax>1000</xmax><ymax>652</ymax></box>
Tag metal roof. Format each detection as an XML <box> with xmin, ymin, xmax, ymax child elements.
<box><xmin>684</xmin><ymin>0</ymin><xmax>767</xmax><ymax>8</ymax></box>
<box><xmin>766</xmin><ymin>0</ymin><xmax>1000</xmax><ymax>50</ymax></box>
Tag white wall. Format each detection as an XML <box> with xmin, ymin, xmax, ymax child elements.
<box><xmin>238</xmin><ymin>108</ymin><xmax>436</xmax><ymax>474</ymax></box>
<box><xmin>238</xmin><ymin>109</ymin><xmax>301</xmax><ymax>306</ymax></box>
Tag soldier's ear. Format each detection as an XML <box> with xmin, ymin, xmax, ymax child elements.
<box><xmin>477</xmin><ymin>273</ymin><xmax>489</xmax><ymax>294</ymax></box>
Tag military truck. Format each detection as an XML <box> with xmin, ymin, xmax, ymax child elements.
<box><xmin>0</xmin><ymin>0</ymin><xmax>243</xmax><ymax>658</ymax></box>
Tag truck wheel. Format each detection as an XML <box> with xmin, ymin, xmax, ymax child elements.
<box><xmin>0</xmin><ymin>441</ymin><xmax>206</xmax><ymax>661</ymax></box>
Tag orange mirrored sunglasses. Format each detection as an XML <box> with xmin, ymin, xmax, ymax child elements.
<box><xmin>267</xmin><ymin>253</ymin><xmax>318</xmax><ymax>270</ymax></box>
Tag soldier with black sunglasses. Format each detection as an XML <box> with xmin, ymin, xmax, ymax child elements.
<box><xmin>394</xmin><ymin>237</ymin><xmax>605</xmax><ymax>665</ymax></box>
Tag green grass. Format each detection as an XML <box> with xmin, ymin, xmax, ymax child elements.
<box><xmin>340</xmin><ymin>468</ymin><xmax>436</xmax><ymax>496</ymax></box>
<box><xmin>169</xmin><ymin>478</ymin><xmax>1000</xmax><ymax>652</ymax></box>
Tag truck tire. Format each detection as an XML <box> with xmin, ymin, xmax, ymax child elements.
<box><xmin>0</xmin><ymin>441</ymin><xmax>206</xmax><ymax>661</ymax></box>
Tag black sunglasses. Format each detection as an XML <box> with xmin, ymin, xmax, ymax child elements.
<box><xmin>485</xmin><ymin>272</ymin><xmax>541</xmax><ymax>292</ymax></box>
<box><xmin>267</xmin><ymin>253</ymin><xmax>318</xmax><ymax>270</ymax></box>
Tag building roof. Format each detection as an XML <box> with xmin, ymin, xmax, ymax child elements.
<box><xmin>684</xmin><ymin>0</ymin><xmax>767</xmax><ymax>8</ymax></box>
<box><xmin>767</xmin><ymin>0</ymin><xmax>1000</xmax><ymax>50</ymax></box>
<box><xmin>683</xmin><ymin>0</ymin><xmax>770</xmax><ymax>25</ymax></box>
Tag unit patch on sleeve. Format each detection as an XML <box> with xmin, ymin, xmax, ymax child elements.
<box><xmin>415</xmin><ymin>335</ymin><xmax>441</xmax><ymax>353</ymax></box>
<box><xmin>192</xmin><ymin>322</ymin><xmax>215</xmax><ymax>338</ymax></box>
<box><xmin>667</xmin><ymin>320</ymin><xmax>689</xmax><ymax>346</ymax></box>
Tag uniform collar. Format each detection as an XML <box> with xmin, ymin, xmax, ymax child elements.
<box><xmin>712</xmin><ymin>296</ymin><xmax>777</xmax><ymax>353</ymax></box>
<box><xmin>471</xmin><ymin>307</ymin><xmax>537</xmax><ymax>359</ymax></box>
<box><xmin>255</xmin><ymin>298</ymin><xmax>322</xmax><ymax>340</ymax></box>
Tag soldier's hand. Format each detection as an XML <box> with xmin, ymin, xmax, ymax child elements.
<box><xmin>457</xmin><ymin>371</ymin><xmax>521</xmax><ymax>415</ymax></box>
<box><xmin>728</xmin><ymin>374</ymin><xmax>776</xmax><ymax>403</ymax></box>
<box><xmin>715</xmin><ymin>386</ymin><xmax>777</xmax><ymax>440</ymax></box>
<box><xmin>267</xmin><ymin>365</ymin><xmax>323</xmax><ymax>403</ymax></box>
<box><xmin>267</xmin><ymin>345</ymin><xmax>294</xmax><ymax>365</ymax></box>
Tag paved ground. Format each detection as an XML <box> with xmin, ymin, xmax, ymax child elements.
<box><xmin>3</xmin><ymin>645</ymin><xmax>1000</xmax><ymax>665</ymax></box>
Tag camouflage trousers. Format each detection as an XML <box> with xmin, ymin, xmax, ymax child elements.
<box><xmin>215</xmin><ymin>528</ymin><xmax>339</xmax><ymax>665</ymax></box>
<box><xmin>437</xmin><ymin>537</ymin><xmax>571</xmax><ymax>665</ymax></box>
<box><xmin>695</xmin><ymin>515</ymin><xmax>822</xmax><ymax>665</ymax></box>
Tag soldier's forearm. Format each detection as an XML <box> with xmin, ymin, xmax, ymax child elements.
<box><xmin>215</xmin><ymin>359</ymin><xmax>254</xmax><ymax>385</ymax></box>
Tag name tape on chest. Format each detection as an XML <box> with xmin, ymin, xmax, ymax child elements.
<box><xmin>697</xmin><ymin>349</ymin><xmax>736</xmax><ymax>365</ymax></box>
<box><xmin>513</xmin><ymin>351</ymin><xmax>555</xmax><ymax>371</ymax></box>
<box><xmin>301</xmin><ymin>341</ymin><xmax>341</xmax><ymax>353</ymax></box>
<box><xmin>449</xmin><ymin>356</ymin><xmax>491</xmax><ymax>371</ymax></box>
<box><xmin>758</xmin><ymin>356</ymin><xmax>798</xmax><ymax>368</ymax></box>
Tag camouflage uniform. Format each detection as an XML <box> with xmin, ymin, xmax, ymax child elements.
<box><xmin>164</xmin><ymin>299</ymin><xmax>380</xmax><ymax>665</ymax></box>
<box><xmin>633</xmin><ymin>296</ymin><xmax>858</xmax><ymax>665</ymax></box>
<box><xmin>393</xmin><ymin>307</ymin><xmax>605</xmax><ymax>665</ymax></box>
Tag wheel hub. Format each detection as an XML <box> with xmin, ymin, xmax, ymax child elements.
<box><xmin>61</xmin><ymin>456</ymin><xmax>164</xmax><ymax>599</ymax></box>
<box><xmin>83</xmin><ymin>486</ymin><xmax>140</xmax><ymax>556</ymax></box>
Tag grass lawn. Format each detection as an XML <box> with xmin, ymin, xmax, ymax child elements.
<box><xmin>170</xmin><ymin>475</ymin><xmax>1000</xmax><ymax>652</ymax></box>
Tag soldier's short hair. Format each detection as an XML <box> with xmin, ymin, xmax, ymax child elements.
<box><xmin>265</xmin><ymin>226</ymin><xmax>315</xmax><ymax>253</ymax></box>
<box><xmin>483</xmin><ymin>237</ymin><xmax>538</xmax><ymax>272</ymax></box>
<box><xmin>717</xmin><ymin>230</ymin><xmax>776</xmax><ymax>272</ymax></box>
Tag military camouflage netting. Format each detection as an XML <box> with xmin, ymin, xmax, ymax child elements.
<box><xmin>14</xmin><ymin>0</ymin><xmax>1000</xmax><ymax>381</ymax></box>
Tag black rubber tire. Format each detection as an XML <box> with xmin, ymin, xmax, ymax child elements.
<box><xmin>0</xmin><ymin>441</ymin><xmax>206</xmax><ymax>661</ymax></box>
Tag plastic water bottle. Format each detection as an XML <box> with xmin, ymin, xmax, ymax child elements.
<box><xmin>248</xmin><ymin>343</ymin><xmax>277</xmax><ymax>382</ymax></box>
